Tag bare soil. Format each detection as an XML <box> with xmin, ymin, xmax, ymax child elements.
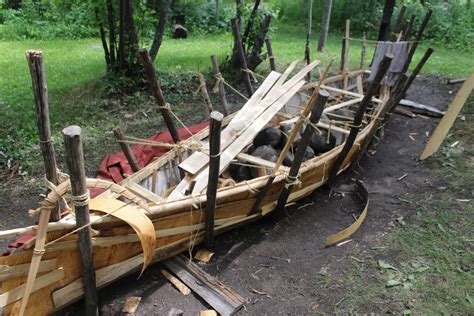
<box><xmin>0</xmin><ymin>76</ymin><xmax>461</xmax><ymax>315</ymax></box>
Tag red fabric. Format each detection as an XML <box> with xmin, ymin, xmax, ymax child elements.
<box><xmin>90</xmin><ymin>122</ymin><xmax>209</xmax><ymax>197</ymax></box>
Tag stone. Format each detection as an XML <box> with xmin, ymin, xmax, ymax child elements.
<box><xmin>253</xmin><ymin>127</ymin><xmax>282</xmax><ymax>148</ymax></box>
<box><xmin>172</xmin><ymin>24</ymin><xmax>188</xmax><ymax>39</ymax></box>
<box><xmin>309</xmin><ymin>130</ymin><xmax>336</xmax><ymax>154</ymax></box>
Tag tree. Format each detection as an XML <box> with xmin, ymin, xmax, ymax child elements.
<box><xmin>95</xmin><ymin>0</ymin><xmax>171</xmax><ymax>77</ymax></box>
<box><xmin>317</xmin><ymin>0</ymin><xmax>332</xmax><ymax>52</ymax></box>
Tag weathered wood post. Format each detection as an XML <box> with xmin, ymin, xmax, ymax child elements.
<box><xmin>276</xmin><ymin>90</ymin><xmax>329</xmax><ymax>210</ymax></box>
<box><xmin>401</xmin><ymin>9</ymin><xmax>432</xmax><ymax>73</ymax></box>
<box><xmin>62</xmin><ymin>125</ymin><xmax>98</xmax><ymax>316</ymax></box>
<box><xmin>340</xmin><ymin>19</ymin><xmax>350</xmax><ymax>73</ymax></box>
<box><xmin>210</xmin><ymin>55</ymin><xmax>229</xmax><ymax>116</ymax></box>
<box><xmin>328</xmin><ymin>54</ymin><xmax>393</xmax><ymax>186</ymax></box>
<box><xmin>402</xmin><ymin>14</ymin><xmax>416</xmax><ymax>41</ymax></box>
<box><xmin>26</xmin><ymin>50</ymin><xmax>61</xmax><ymax>222</ymax></box>
<box><xmin>392</xmin><ymin>5</ymin><xmax>407</xmax><ymax>40</ymax></box>
<box><xmin>137</xmin><ymin>48</ymin><xmax>181</xmax><ymax>144</ymax></box>
<box><xmin>205</xmin><ymin>111</ymin><xmax>223</xmax><ymax>249</ymax></box>
<box><xmin>198</xmin><ymin>72</ymin><xmax>214</xmax><ymax>114</ymax></box>
<box><xmin>265</xmin><ymin>37</ymin><xmax>276</xmax><ymax>71</ymax></box>
<box><xmin>113</xmin><ymin>127</ymin><xmax>140</xmax><ymax>172</ymax></box>
<box><xmin>360</xmin><ymin>32</ymin><xmax>367</xmax><ymax>69</ymax></box>
<box><xmin>231</xmin><ymin>17</ymin><xmax>254</xmax><ymax>97</ymax></box>
<box><xmin>304</xmin><ymin>0</ymin><xmax>313</xmax><ymax>82</ymax></box>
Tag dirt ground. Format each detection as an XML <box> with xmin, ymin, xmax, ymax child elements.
<box><xmin>0</xmin><ymin>76</ymin><xmax>463</xmax><ymax>315</ymax></box>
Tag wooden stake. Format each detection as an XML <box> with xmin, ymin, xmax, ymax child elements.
<box><xmin>25</xmin><ymin>50</ymin><xmax>61</xmax><ymax>222</ymax></box>
<box><xmin>113</xmin><ymin>127</ymin><xmax>140</xmax><ymax>172</ymax></box>
<box><xmin>360</xmin><ymin>32</ymin><xmax>367</xmax><ymax>69</ymax></box>
<box><xmin>276</xmin><ymin>90</ymin><xmax>329</xmax><ymax>210</ymax></box>
<box><xmin>304</xmin><ymin>0</ymin><xmax>313</xmax><ymax>82</ymax></box>
<box><xmin>62</xmin><ymin>125</ymin><xmax>98</xmax><ymax>316</ymax></box>
<box><xmin>231</xmin><ymin>18</ymin><xmax>254</xmax><ymax>97</ymax></box>
<box><xmin>265</xmin><ymin>37</ymin><xmax>276</xmax><ymax>71</ymax></box>
<box><xmin>340</xmin><ymin>19</ymin><xmax>350</xmax><ymax>72</ymax></box>
<box><xmin>393</xmin><ymin>5</ymin><xmax>407</xmax><ymax>40</ymax></box>
<box><xmin>420</xmin><ymin>72</ymin><xmax>474</xmax><ymax>160</ymax></box>
<box><xmin>328</xmin><ymin>54</ymin><xmax>393</xmax><ymax>186</ymax></box>
<box><xmin>198</xmin><ymin>73</ymin><xmax>214</xmax><ymax>114</ymax></box>
<box><xmin>205</xmin><ymin>111</ymin><xmax>223</xmax><ymax>249</ymax></box>
<box><xmin>210</xmin><ymin>55</ymin><xmax>229</xmax><ymax>116</ymax></box>
<box><xmin>137</xmin><ymin>48</ymin><xmax>181</xmax><ymax>144</ymax></box>
<box><xmin>402</xmin><ymin>14</ymin><xmax>416</xmax><ymax>41</ymax></box>
<box><xmin>401</xmin><ymin>9</ymin><xmax>432</xmax><ymax>73</ymax></box>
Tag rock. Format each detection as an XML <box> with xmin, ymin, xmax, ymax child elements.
<box><xmin>302</xmin><ymin>146</ymin><xmax>315</xmax><ymax>161</ymax></box>
<box><xmin>250</xmin><ymin>145</ymin><xmax>278</xmax><ymax>178</ymax></box>
<box><xmin>276</xmin><ymin>149</ymin><xmax>294</xmax><ymax>166</ymax></box>
<box><xmin>253</xmin><ymin>127</ymin><xmax>282</xmax><ymax>148</ymax></box>
<box><xmin>233</xmin><ymin>165</ymin><xmax>252</xmax><ymax>182</ymax></box>
<box><xmin>279</xmin><ymin>124</ymin><xmax>301</xmax><ymax>148</ymax></box>
<box><xmin>309</xmin><ymin>130</ymin><xmax>336</xmax><ymax>154</ymax></box>
<box><xmin>172</xmin><ymin>24</ymin><xmax>188</xmax><ymax>39</ymax></box>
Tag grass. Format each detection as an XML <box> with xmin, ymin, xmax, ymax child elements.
<box><xmin>0</xmin><ymin>25</ymin><xmax>473</xmax><ymax>170</ymax></box>
<box><xmin>329</xmin><ymin>99</ymin><xmax>474</xmax><ymax>314</ymax></box>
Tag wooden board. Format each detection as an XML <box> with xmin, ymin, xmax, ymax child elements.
<box><xmin>420</xmin><ymin>72</ymin><xmax>474</xmax><ymax>160</ymax></box>
<box><xmin>190</xmin><ymin>80</ymin><xmax>306</xmax><ymax>195</ymax></box>
<box><xmin>0</xmin><ymin>259</ymin><xmax>57</xmax><ymax>282</ymax></box>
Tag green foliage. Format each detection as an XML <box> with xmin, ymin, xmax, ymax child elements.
<box><xmin>0</xmin><ymin>1</ymin><xmax>96</xmax><ymax>40</ymax></box>
<box><xmin>273</xmin><ymin>0</ymin><xmax>473</xmax><ymax>51</ymax></box>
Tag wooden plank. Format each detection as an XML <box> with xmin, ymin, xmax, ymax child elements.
<box><xmin>178</xmin><ymin>71</ymin><xmax>281</xmax><ymax>176</ymax></box>
<box><xmin>0</xmin><ymin>259</ymin><xmax>57</xmax><ymax>281</ymax></box>
<box><xmin>0</xmin><ymin>268</ymin><xmax>64</xmax><ymax>307</ymax></box>
<box><xmin>236</xmin><ymin>153</ymin><xmax>289</xmax><ymax>172</ymax></box>
<box><xmin>127</xmin><ymin>182</ymin><xmax>163</xmax><ymax>203</ymax></box>
<box><xmin>191</xmin><ymin>80</ymin><xmax>306</xmax><ymax>195</ymax></box>
<box><xmin>162</xmin><ymin>256</ymin><xmax>244</xmax><ymax>315</ymax></box>
<box><xmin>420</xmin><ymin>73</ymin><xmax>474</xmax><ymax>160</ymax></box>
<box><xmin>160</xmin><ymin>269</ymin><xmax>191</xmax><ymax>295</ymax></box>
<box><xmin>320</xmin><ymin>85</ymin><xmax>382</xmax><ymax>103</ymax></box>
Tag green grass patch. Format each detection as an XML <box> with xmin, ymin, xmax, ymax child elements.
<box><xmin>1</xmin><ymin>26</ymin><xmax>473</xmax><ymax>168</ymax></box>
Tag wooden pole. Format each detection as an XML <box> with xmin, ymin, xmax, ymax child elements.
<box><xmin>25</xmin><ymin>50</ymin><xmax>61</xmax><ymax>222</ymax></box>
<box><xmin>340</xmin><ymin>19</ymin><xmax>350</xmax><ymax>73</ymax></box>
<box><xmin>393</xmin><ymin>5</ymin><xmax>407</xmax><ymax>40</ymax></box>
<box><xmin>276</xmin><ymin>90</ymin><xmax>329</xmax><ymax>210</ymax></box>
<box><xmin>377</xmin><ymin>0</ymin><xmax>396</xmax><ymax>42</ymax></box>
<box><xmin>360</xmin><ymin>32</ymin><xmax>367</xmax><ymax>69</ymax></box>
<box><xmin>205</xmin><ymin>111</ymin><xmax>223</xmax><ymax>249</ymax></box>
<box><xmin>198</xmin><ymin>72</ymin><xmax>214</xmax><ymax>114</ymax></box>
<box><xmin>401</xmin><ymin>9</ymin><xmax>432</xmax><ymax>73</ymax></box>
<box><xmin>265</xmin><ymin>37</ymin><xmax>276</xmax><ymax>71</ymax></box>
<box><xmin>113</xmin><ymin>127</ymin><xmax>140</xmax><ymax>172</ymax></box>
<box><xmin>210</xmin><ymin>55</ymin><xmax>229</xmax><ymax>116</ymax></box>
<box><xmin>231</xmin><ymin>17</ymin><xmax>254</xmax><ymax>97</ymax></box>
<box><xmin>402</xmin><ymin>14</ymin><xmax>416</xmax><ymax>41</ymax></box>
<box><xmin>328</xmin><ymin>54</ymin><xmax>393</xmax><ymax>186</ymax></box>
<box><xmin>304</xmin><ymin>0</ymin><xmax>313</xmax><ymax>82</ymax></box>
<box><xmin>62</xmin><ymin>125</ymin><xmax>98</xmax><ymax>316</ymax></box>
<box><xmin>137</xmin><ymin>48</ymin><xmax>181</xmax><ymax>144</ymax></box>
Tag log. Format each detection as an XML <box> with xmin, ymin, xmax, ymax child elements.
<box><xmin>137</xmin><ymin>48</ymin><xmax>181</xmax><ymax>144</ymax></box>
<box><xmin>265</xmin><ymin>37</ymin><xmax>276</xmax><ymax>71</ymax></box>
<box><xmin>328</xmin><ymin>54</ymin><xmax>393</xmax><ymax>186</ymax></box>
<box><xmin>420</xmin><ymin>72</ymin><xmax>474</xmax><ymax>160</ymax></box>
<box><xmin>276</xmin><ymin>90</ymin><xmax>330</xmax><ymax>210</ymax></box>
<box><xmin>113</xmin><ymin>127</ymin><xmax>140</xmax><ymax>172</ymax></box>
<box><xmin>198</xmin><ymin>73</ymin><xmax>213</xmax><ymax>114</ymax></box>
<box><xmin>62</xmin><ymin>125</ymin><xmax>98</xmax><ymax>316</ymax></box>
<box><xmin>25</xmin><ymin>50</ymin><xmax>61</xmax><ymax>222</ymax></box>
<box><xmin>205</xmin><ymin>111</ymin><xmax>223</xmax><ymax>249</ymax></box>
<box><xmin>210</xmin><ymin>55</ymin><xmax>229</xmax><ymax>116</ymax></box>
<box><xmin>231</xmin><ymin>17</ymin><xmax>254</xmax><ymax>97</ymax></box>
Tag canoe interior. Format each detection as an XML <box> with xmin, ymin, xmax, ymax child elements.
<box><xmin>0</xmin><ymin>69</ymin><xmax>384</xmax><ymax>315</ymax></box>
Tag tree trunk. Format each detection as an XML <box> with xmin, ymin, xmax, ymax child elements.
<box><xmin>231</xmin><ymin>0</ymin><xmax>245</xmax><ymax>67</ymax></box>
<box><xmin>242</xmin><ymin>0</ymin><xmax>261</xmax><ymax>50</ymax></box>
<box><xmin>106</xmin><ymin>0</ymin><xmax>116</xmax><ymax>65</ymax></box>
<box><xmin>317</xmin><ymin>0</ymin><xmax>332</xmax><ymax>52</ymax></box>
<box><xmin>247</xmin><ymin>14</ymin><xmax>272</xmax><ymax>71</ymax></box>
<box><xmin>377</xmin><ymin>0</ymin><xmax>396</xmax><ymax>42</ymax></box>
<box><xmin>149</xmin><ymin>0</ymin><xmax>171</xmax><ymax>62</ymax></box>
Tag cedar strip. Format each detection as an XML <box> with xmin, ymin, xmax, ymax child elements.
<box><xmin>63</xmin><ymin>126</ymin><xmax>99</xmax><ymax>316</ymax></box>
<box><xmin>25</xmin><ymin>50</ymin><xmax>61</xmax><ymax>222</ymax></box>
<box><xmin>328</xmin><ymin>54</ymin><xmax>393</xmax><ymax>186</ymax></box>
<box><xmin>205</xmin><ymin>112</ymin><xmax>223</xmax><ymax>249</ymax></box>
<box><xmin>137</xmin><ymin>48</ymin><xmax>181</xmax><ymax>144</ymax></box>
<box><xmin>113</xmin><ymin>127</ymin><xmax>140</xmax><ymax>172</ymax></box>
<box><xmin>276</xmin><ymin>90</ymin><xmax>329</xmax><ymax>210</ymax></box>
<box><xmin>210</xmin><ymin>55</ymin><xmax>229</xmax><ymax>116</ymax></box>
